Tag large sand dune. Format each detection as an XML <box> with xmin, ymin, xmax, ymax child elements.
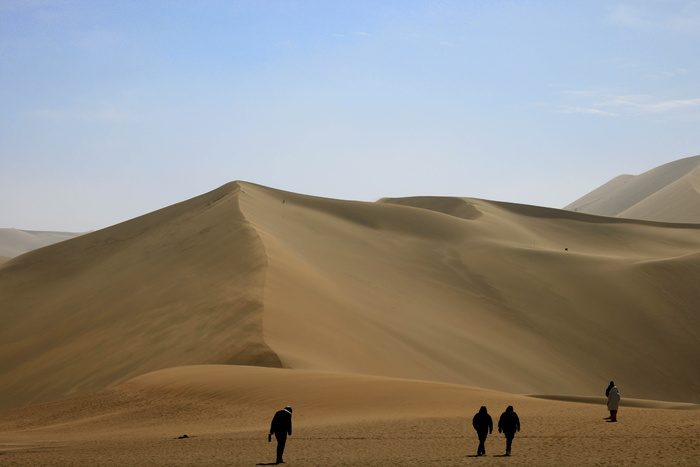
<box><xmin>1</xmin><ymin>180</ymin><xmax>700</xmax><ymax>464</ymax></box>
<box><xmin>564</xmin><ymin>155</ymin><xmax>700</xmax><ymax>223</ymax></box>
<box><xmin>0</xmin><ymin>228</ymin><xmax>86</xmax><ymax>258</ymax></box>
<box><xmin>243</xmin><ymin>183</ymin><xmax>700</xmax><ymax>403</ymax></box>
<box><xmin>0</xmin><ymin>184</ymin><xmax>279</xmax><ymax>409</ymax></box>
<box><xmin>2</xmin><ymin>181</ymin><xmax>700</xmax><ymax>411</ymax></box>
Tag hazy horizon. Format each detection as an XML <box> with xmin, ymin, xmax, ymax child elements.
<box><xmin>2</xmin><ymin>1</ymin><xmax>700</xmax><ymax>231</ymax></box>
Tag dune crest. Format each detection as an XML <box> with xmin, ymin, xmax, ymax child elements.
<box><xmin>0</xmin><ymin>182</ymin><xmax>279</xmax><ymax>409</ymax></box>
<box><xmin>237</xmin><ymin>182</ymin><xmax>700</xmax><ymax>403</ymax></box>
<box><xmin>1</xmin><ymin>180</ymin><xmax>700</xmax><ymax>412</ymax></box>
<box><xmin>565</xmin><ymin>155</ymin><xmax>700</xmax><ymax>223</ymax></box>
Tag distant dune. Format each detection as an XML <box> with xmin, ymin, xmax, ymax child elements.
<box><xmin>0</xmin><ymin>228</ymin><xmax>86</xmax><ymax>258</ymax></box>
<box><xmin>564</xmin><ymin>155</ymin><xmax>700</xmax><ymax>223</ymax></box>
<box><xmin>2</xmin><ymin>181</ymin><xmax>699</xmax><ymax>413</ymax></box>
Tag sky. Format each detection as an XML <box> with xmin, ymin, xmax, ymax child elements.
<box><xmin>2</xmin><ymin>0</ymin><xmax>700</xmax><ymax>232</ymax></box>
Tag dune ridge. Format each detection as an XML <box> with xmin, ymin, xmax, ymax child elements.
<box><xmin>238</xmin><ymin>182</ymin><xmax>700</xmax><ymax>402</ymax></box>
<box><xmin>1</xmin><ymin>180</ymin><xmax>700</xmax><ymax>412</ymax></box>
<box><xmin>564</xmin><ymin>155</ymin><xmax>700</xmax><ymax>223</ymax></box>
<box><xmin>0</xmin><ymin>182</ymin><xmax>279</xmax><ymax>409</ymax></box>
<box><xmin>2</xmin><ymin>179</ymin><xmax>700</xmax><ymax>465</ymax></box>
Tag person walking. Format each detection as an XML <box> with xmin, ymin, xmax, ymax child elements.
<box><xmin>269</xmin><ymin>406</ymin><xmax>293</xmax><ymax>464</ymax></box>
<box><xmin>607</xmin><ymin>386</ymin><xmax>620</xmax><ymax>422</ymax></box>
<box><xmin>472</xmin><ymin>406</ymin><xmax>493</xmax><ymax>456</ymax></box>
<box><xmin>498</xmin><ymin>406</ymin><xmax>520</xmax><ymax>456</ymax></box>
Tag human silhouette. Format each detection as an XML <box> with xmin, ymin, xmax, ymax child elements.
<box><xmin>605</xmin><ymin>381</ymin><xmax>615</xmax><ymax>397</ymax></box>
<box><xmin>269</xmin><ymin>406</ymin><xmax>293</xmax><ymax>464</ymax></box>
<box><xmin>472</xmin><ymin>406</ymin><xmax>493</xmax><ymax>456</ymax></box>
<box><xmin>607</xmin><ymin>386</ymin><xmax>620</xmax><ymax>422</ymax></box>
<box><xmin>497</xmin><ymin>406</ymin><xmax>520</xmax><ymax>456</ymax></box>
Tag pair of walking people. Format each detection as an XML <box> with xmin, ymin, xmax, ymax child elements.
<box><xmin>472</xmin><ymin>405</ymin><xmax>520</xmax><ymax>457</ymax></box>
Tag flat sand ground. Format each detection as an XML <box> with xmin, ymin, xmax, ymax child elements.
<box><xmin>1</xmin><ymin>366</ymin><xmax>698</xmax><ymax>466</ymax></box>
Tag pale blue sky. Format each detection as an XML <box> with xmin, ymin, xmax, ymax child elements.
<box><xmin>2</xmin><ymin>1</ymin><xmax>699</xmax><ymax>231</ymax></box>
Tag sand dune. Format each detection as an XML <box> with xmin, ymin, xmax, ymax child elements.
<box><xmin>565</xmin><ymin>155</ymin><xmax>700</xmax><ymax>223</ymax></box>
<box><xmin>2</xmin><ymin>179</ymin><xmax>700</xmax><ymax>464</ymax></box>
<box><xmin>3</xmin><ymin>181</ymin><xmax>699</xmax><ymax>411</ymax></box>
<box><xmin>0</xmin><ymin>228</ymin><xmax>86</xmax><ymax>258</ymax></box>
<box><xmin>0</xmin><ymin>183</ymin><xmax>278</xmax><ymax>409</ymax></box>
<box><xmin>242</xmin><ymin>183</ymin><xmax>700</xmax><ymax>403</ymax></box>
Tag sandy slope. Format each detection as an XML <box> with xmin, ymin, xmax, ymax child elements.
<box><xmin>2</xmin><ymin>180</ymin><xmax>700</xmax><ymax>464</ymax></box>
<box><xmin>0</xmin><ymin>228</ymin><xmax>86</xmax><ymax>258</ymax></box>
<box><xmin>565</xmin><ymin>155</ymin><xmax>700</xmax><ymax>223</ymax></box>
<box><xmin>2</xmin><ymin>181</ymin><xmax>700</xmax><ymax>412</ymax></box>
<box><xmin>0</xmin><ymin>366</ymin><xmax>698</xmax><ymax>466</ymax></box>
<box><xmin>240</xmin><ymin>182</ymin><xmax>700</xmax><ymax>403</ymax></box>
<box><xmin>0</xmin><ymin>183</ymin><xmax>278</xmax><ymax>409</ymax></box>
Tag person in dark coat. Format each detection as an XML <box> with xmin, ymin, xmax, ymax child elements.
<box><xmin>605</xmin><ymin>381</ymin><xmax>615</xmax><ymax>398</ymax></box>
<box><xmin>604</xmin><ymin>381</ymin><xmax>615</xmax><ymax>420</ymax></box>
<box><xmin>497</xmin><ymin>406</ymin><xmax>520</xmax><ymax>456</ymax></box>
<box><xmin>472</xmin><ymin>406</ymin><xmax>493</xmax><ymax>456</ymax></box>
<box><xmin>269</xmin><ymin>406</ymin><xmax>293</xmax><ymax>464</ymax></box>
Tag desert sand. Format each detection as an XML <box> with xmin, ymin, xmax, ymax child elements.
<box><xmin>1</xmin><ymin>177</ymin><xmax>699</xmax><ymax>465</ymax></box>
<box><xmin>565</xmin><ymin>154</ymin><xmax>700</xmax><ymax>223</ymax></box>
<box><xmin>0</xmin><ymin>228</ymin><xmax>86</xmax><ymax>258</ymax></box>
<box><xmin>1</xmin><ymin>366</ymin><xmax>698</xmax><ymax>466</ymax></box>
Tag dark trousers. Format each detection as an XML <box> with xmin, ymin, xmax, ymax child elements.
<box><xmin>275</xmin><ymin>433</ymin><xmax>287</xmax><ymax>462</ymax></box>
<box><xmin>477</xmin><ymin>432</ymin><xmax>488</xmax><ymax>455</ymax></box>
<box><xmin>504</xmin><ymin>433</ymin><xmax>514</xmax><ymax>454</ymax></box>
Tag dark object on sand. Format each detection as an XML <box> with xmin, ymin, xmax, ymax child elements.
<box><xmin>498</xmin><ymin>406</ymin><xmax>521</xmax><ymax>456</ymax></box>
<box><xmin>270</xmin><ymin>406</ymin><xmax>293</xmax><ymax>464</ymax></box>
<box><xmin>472</xmin><ymin>406</ymin><xmax>493</xmax><ymax>456</ymax></box>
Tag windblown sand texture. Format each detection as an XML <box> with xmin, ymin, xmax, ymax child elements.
<box><xmin>1</xmin><ymin>179</ymin><xmax>699</xmax><ymax>465</ymax></box>
<box><xmin>565</xmin><ymin>154</ymin><xmax>700</xmax><ymax>223</ymax></box>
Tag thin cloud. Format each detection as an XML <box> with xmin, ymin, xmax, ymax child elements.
<box><xmin>542</xmin><ymin>88</ymin><xmax>700</xmax><ymax>118</ymax></box>
<box><xmin>607</xmin><ymin>5</ymin><xmax>652</xmax><ymax>29</ymax></box>
<box><xmin>540</xmin><ymin>104</ymin><xmax>617</xmax><ymax>117</ymax></box>
<box><xmin>28</xmin><ymin>107</ymin><xmax>130</xmax><ymax>122</ymax></box>
<box><xmin>597</xmin><ymin>95</ymin><xmax>700</xmax><ymax>114</ymax></box>
<box><xmin>559</xmin><ymin>89</ymin><xmax>604</xmax><ymax>98</ymax></box>
<box><xmin>607</xmin><ymin>2</ymin><xmax>700</xmax><ymax>35</ymax></box>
